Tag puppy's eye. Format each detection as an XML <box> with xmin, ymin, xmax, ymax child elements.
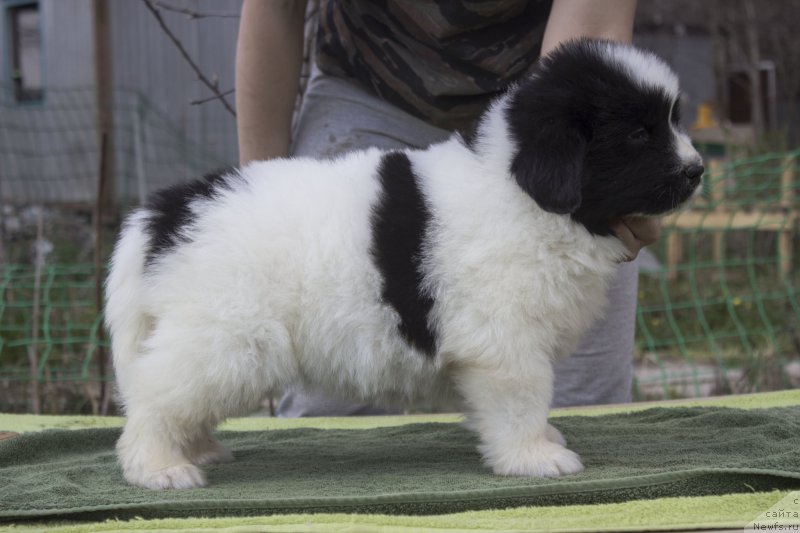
<box><xmin>628</xmin><ymin>128</ymin><xmax>649</xmax><ymax>142</ymax></box>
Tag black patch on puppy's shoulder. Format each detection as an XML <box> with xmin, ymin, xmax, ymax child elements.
<box><xmin>144</xmin><ymin>168</ymin><xmax>238</xmax><ymax>266</ymax></box>
<box><xmin>370</xmin><ymin>152</ymin><xmax>437</xmax><ymax>357</ymax></box>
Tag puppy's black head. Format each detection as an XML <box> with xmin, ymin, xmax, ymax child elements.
<box><xmin>505</xmin><ymin>39</ymin><xmax>703</xmax><ymax>235</ymax></box>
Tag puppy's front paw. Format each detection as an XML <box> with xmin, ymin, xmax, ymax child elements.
<box><xmin>485</xmin><ymin>438</ymin><xmax>584</xmax><ymax>478</ymax></box>
<box><xmin>128</xmin><ymin>463</ymin><xmax>207</xmax><ymax>490</ymax></box>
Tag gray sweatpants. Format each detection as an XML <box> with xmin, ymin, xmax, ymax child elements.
<box><xmin>279</xmin><ymin>68</ymin><xmax>637</xmax><ymax>414</ymax></box>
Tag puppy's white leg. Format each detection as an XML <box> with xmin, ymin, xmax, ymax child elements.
<box><xmin>117</xmin><ymin>410</ymin><xmax>207</xmax><ymax>489</ymax></box>
<box><xmin>116</xmin><ymin>343</ymin><xmax>246</xmax><ymax>488</ymax></box>
<box><xmin>455</xmin><ymin>360</ymin><xmax>584</xmax><ymax>478</ymax></box>
<box><xmin>114</xmin><ymin>305</ymin><xmax>291</xmax><ymax>489</ymax></box>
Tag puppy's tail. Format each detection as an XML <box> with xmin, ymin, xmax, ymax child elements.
<box><xmin>105</xmin><ymin>210</ymin><xmax>152</xmax><ymax>381</ymax></box>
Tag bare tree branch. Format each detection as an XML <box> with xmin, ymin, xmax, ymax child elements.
<box><xmin>154</xmin><ymin>1</ymin><xmax>239</xmax><ymax>19</ymax></box>
<box><xmin>141</xmin><ymin>0</ymin><xmax>236</xmax><ymax>117</ymax></box>
<box><xmin>190</xmin><ymin>88</ymin><xmax>235</xmax><ymax>106</ymax></box>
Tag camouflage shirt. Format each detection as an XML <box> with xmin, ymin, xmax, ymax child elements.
<box><xmin>315</xmin><ymin>0</ymin><xmax>554</xmax><ymax>132</ymax></box>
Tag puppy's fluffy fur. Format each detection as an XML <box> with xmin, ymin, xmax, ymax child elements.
<box><xmin>106</xmin><ymin>39</ymin><xmax>703</xmax><ymax>489</ymax></box>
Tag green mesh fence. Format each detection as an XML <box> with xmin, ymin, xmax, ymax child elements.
<box><xmin>635</xmin><ymin>150</ymin><xmax>800</xmax><ymax>399</ymax></box>
<box><xmin>0</xmin><ymin>85</ymin><xmax>231</xmax><ymax>412</ymax></box>
<box><xmin>0</xmin><ymin>264</ymin><xmax>109</xmax><ymax>414</ymax></box>
<box><xmin>1</xmin><ymin>150</ymin><xmax>798</xmax><ymax>413</ymax></box>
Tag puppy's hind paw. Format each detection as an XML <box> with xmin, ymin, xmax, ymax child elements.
<box><xmin>194</xmin><ymin>445</ymin><xmax>234</xmax><ymax>466</ymax></box>
<box><xmin>131</xmin><ymin>463</ymin><xmax>207</xmax><ymax>490</ymax></box>
<box><xmin>486</xmin><ymin>439</ymin><xmax>584</xmax><ymax>478</ymax></box>
<box><xmin>189</xmin><ymin>437</ymin><xmax>234</xmax><ymax>466</ymax></box>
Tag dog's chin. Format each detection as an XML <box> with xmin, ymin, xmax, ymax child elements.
<box><xmin>574</xmin><ymin>180</ymin><xmax>701</xmax><ymax>235</ymax></box>
<box><xmin>638</xmin><ymin>180</ymin><xmax>703</xmax><ymax>218</ymax></box>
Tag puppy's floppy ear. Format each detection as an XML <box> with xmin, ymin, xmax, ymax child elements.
<box><xmin>509</xmin><ymin>126</ymin><xmax>586</xmax><ymax>214</ymax></box>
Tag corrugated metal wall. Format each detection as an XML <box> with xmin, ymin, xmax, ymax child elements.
<box><xmin>110</xmin><ymin>0</ymin><xmax>241</xmax><ymax>170</ymax></box>
<box><xmin>41</xmin><ymin>0</ymin><xmax>95</xmax><ymax>88</ymax></box>
<box><xmin>1</xmin><ymin>0</ymin><xmax>240</xmax><ymax>205</ymax></box>
<box><xmin>1</xmin><ymin>0</ymin><xmax>97</xmax><ymax>204</ymax></box>
<box><xmin>1</xmin><ymin>0</ymin><xmax>717</xmax><ymax>205</ymax></box>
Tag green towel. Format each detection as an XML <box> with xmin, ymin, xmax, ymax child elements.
<box><xmin>1</xmin><ymin>406</ymin><xmax>799</xmax><ymax>523</ymax></box>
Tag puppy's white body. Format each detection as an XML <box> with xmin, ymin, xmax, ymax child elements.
<box><xmin>107</xmin><ymin>40</ymin><xmax>701</xmax><ymax>489</ymax></box>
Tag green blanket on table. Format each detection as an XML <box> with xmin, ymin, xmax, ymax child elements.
<box><xmin>1</xmin><ymin>397</ymin><xmax>799</xmax><ymax>523</ymax></box>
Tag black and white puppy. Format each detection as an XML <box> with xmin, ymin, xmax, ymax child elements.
<box><xmin>106</xmin><ymin>39</ymin><xmax>703</xmax><ymax>489</ymax></box>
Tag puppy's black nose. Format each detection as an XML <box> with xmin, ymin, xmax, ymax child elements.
<box><xmin>684</xmin><ymin>163</ymin><xmax>704</xmax><ymax>183</ymax></box>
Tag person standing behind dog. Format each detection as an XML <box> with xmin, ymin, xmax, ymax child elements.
<box><xmin>236</xmin><ymin>0</ymin><xmax>659</xmax><ymax>414</ymax></box>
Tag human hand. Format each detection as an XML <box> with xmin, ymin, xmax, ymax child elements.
<box><xmin>609</xmin><ymin>216</ymin><xmax>662</xmax><ymax>262</ymax></box>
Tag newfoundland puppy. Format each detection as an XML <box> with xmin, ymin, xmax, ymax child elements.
<box><xmin>106</xmin><ymin>39</ymin><xmax>703</xmax><ymax>489</ymax></box>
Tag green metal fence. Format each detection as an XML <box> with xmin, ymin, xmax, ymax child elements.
<box><xmin>0</xmin><ymin>85</ymin><xmax>231</xmax><ymax>413</ymax></box>
<box><xmin>635</xmin><ymin>150</ymin><xmax>800</xmax><ymax>399</ymax></box>
<box><xmin>0</xmin><ymin>263</ymin><xmax>109</xmax><ymax>413</ymax></box>
<box><xmin>0</xmin><ymin>150</ymin><xmax>798</xmax><ymax>413</ymax></box>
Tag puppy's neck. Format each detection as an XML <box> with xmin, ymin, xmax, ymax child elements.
<box><xmin>451</xmin><ymin>94</ymin><xmax>628</xmax><ymax>266</ymax></box>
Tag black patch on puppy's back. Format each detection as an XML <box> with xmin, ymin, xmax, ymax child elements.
<box><xmin>144</xmin><ymin>168</ymin><xmax>238</xmax><ymax>265</ymax></box>
<box><xmin>370</xmin><ymin>152</ymin><xmax>437</xmax><ymax>357</ymax></box>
